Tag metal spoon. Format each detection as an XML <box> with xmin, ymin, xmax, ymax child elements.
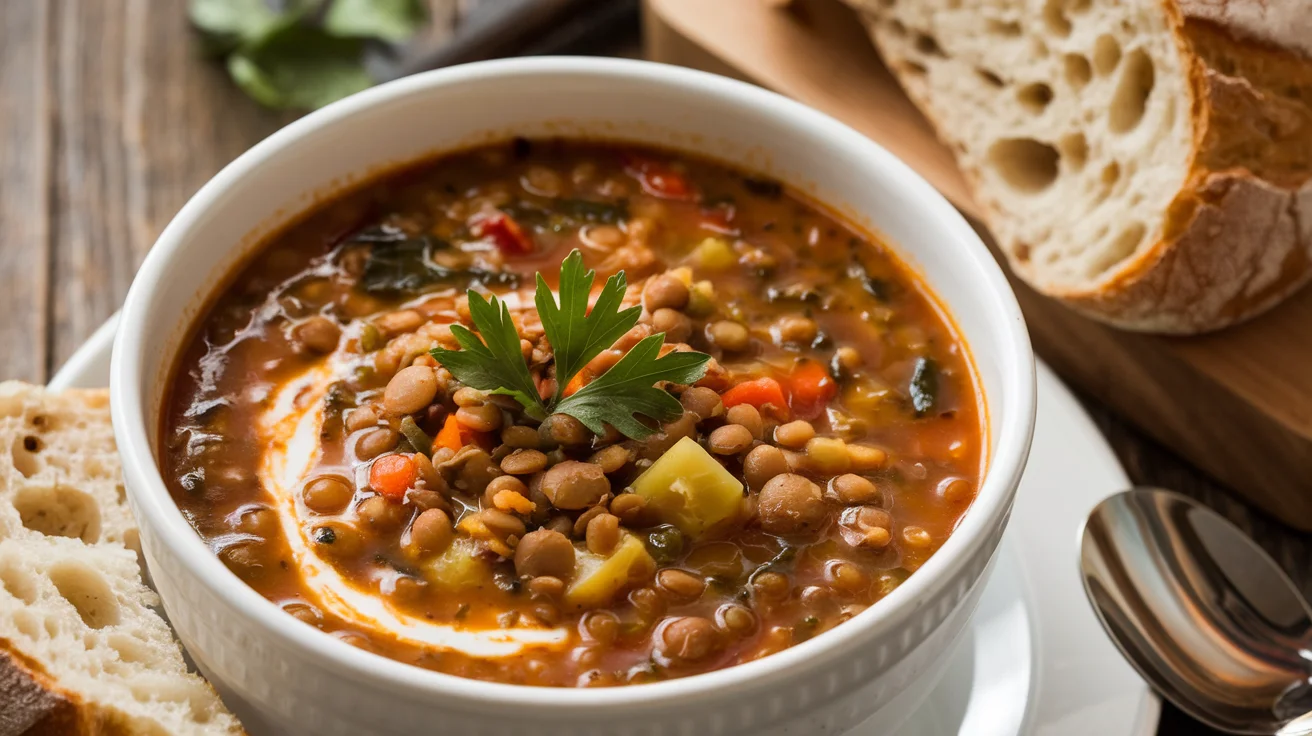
<box><xmin>1080</xmin><ymin>487</ymin><xmax>1312</xmax><ymax>735</ymax></box>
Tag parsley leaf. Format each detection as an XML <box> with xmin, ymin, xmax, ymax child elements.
<box><xmin>430</xmin><ymin>250</ymin><xmax>712</xmax><ymax>440</ymax></box>
<box><xmin>555</xmin><ymin>334</ymin><xmax>710</xmax><ymax>439</ymax></box>
<box><xmin>430</xmin><ymin>292</ymin><xmax>546</xmax><ymax>420</ymax></box>
<box><xmin>536</xmin><ymin>250</ymin><xmax>642</xmax><ymax>405</ymax></box>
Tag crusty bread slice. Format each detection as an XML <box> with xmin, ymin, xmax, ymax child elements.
<box><xmin>0</xmin><ymin>382</ymin><xmax>138</xmax><ymax>552</ymax></box>
<box><xmin>841</xmin><ymin>0</ymin><xmax>1312</xmax><ymax>333</ymax></box>
<box><xmin>0</xmin><ymin>382</ymin><xmax>242</xmax><ymax>736</ymax></box>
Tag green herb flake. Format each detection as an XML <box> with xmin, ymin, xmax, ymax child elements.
<box><xmin>536</xmin><ymin>250</ymin><xmax>642</xmax><ymax>405</ymax></box>
<box><xmin>429</xmin><ymin>250</ymin><xmax>711</xmax><ymax>440</ymax></box>
<box><xmin>554</xmin><ymin>334</ymin><xmax>709</xmax><ymax>439</ymax></box>
<box><xmin>399</xmin><ymin>416</ymin><xmax>433</xmax><ymax>456</ymax></box>
<box><xmin>909</xmin><ymin>356</ymin><xmax>938</xmax><ymax>417</ymax></box>
<box><xmin>429</xmin><ymin>293</ymin><xmax>546</xmax><ymax>420</ymax></box>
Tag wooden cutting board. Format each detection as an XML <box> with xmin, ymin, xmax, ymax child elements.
<box><xmin>645</xmin><ymin>0</ymin><xmax>1312</xmax><ymax>529</ymax></box>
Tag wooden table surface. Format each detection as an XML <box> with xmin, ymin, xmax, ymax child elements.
<box><xmin>1</xmin><ymin>1</ymin><xmax>1306</xmax><ymax>733</ymax></box>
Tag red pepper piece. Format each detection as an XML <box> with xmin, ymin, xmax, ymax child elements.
<box><xmin>472</xmin><ymin>211</ymin><xmax>534</xmax><ymax>255</ymax></box>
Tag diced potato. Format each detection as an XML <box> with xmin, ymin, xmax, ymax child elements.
<box><xmin>421</xmin><ymin>537</ymin><xmax>492</xmax><ymax>592</ymax></box>
<box><xmin>687</xmin><ymin>237</ymin><xmax>736</xmax><ymax>272</ymax></box>
<box><xmin>565</xmin><ymin>535</ymin><xmax>655</xmax><ymax>610</ymax></box>
<box><xmin>629</xmin><ymin>436</ymin><xmax>744</xmax><ymax>537</ymax></box>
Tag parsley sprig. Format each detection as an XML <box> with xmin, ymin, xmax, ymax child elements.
<box><xmin>430</xmin><ymin>250</ymin><xmax>711</xmax><ymax>439</ymax></box>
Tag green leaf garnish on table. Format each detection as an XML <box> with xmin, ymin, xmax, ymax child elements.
<box><xmin>430</xmin><ymin>250</ymin><xmax>711</xmax><ymax>439</ymax></box>
<box><xmin>188</xmin><ymin>0</ymin><xmax>427</xmax><ymax>110</ymax></box>
<box><xmin>556</xmin><ymin>335</ymin><xmax>711</xmax><ymax>438</ymax></box>
<box><xmin>536</xmin><ymin>250</ymin><xmax>642</xmax><ymax>405</ymax></box>
<box><xmin>430</xmin><ymin>293</ymin><xmax>547</xmax><ymax>420</ymax></box>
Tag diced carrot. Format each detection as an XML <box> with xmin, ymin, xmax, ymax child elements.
<box><xmin>369</xmin><ymin>453</ymin><xmax>418</xmax><ymax>502</ymax></box>
<box><xmin>434</xmin><ymin>413</ymin><xmax>492</xmax><ymax>452</ymax></box>
<box><xmin>471</xmin><ymin>211</ymin><xmax>534</xmax><ymax>255</ymax></box>
<box><xmin>789</xmin><ymin>360</ymin><xmax>838</xmax><ymax>420</ymax></box>
<box><xmin>563</xmin><ymin>369</ymin><xmax>594</xmax><ymax>398</ymax></box>
<box><xmin>721</xmin><ymin>377</ymin><xmax>789</xmax><ymax>417</ymax></box>
<box><xmin>435</xmin><ymin>414</ymin><xmax>469</xmax><ymax>452</ymax></box>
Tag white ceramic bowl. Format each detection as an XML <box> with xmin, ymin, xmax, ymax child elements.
<box><xmin>111</xmin><ymin>58</ymin><xmax>1035</xmax><ymax>736</ymax></box>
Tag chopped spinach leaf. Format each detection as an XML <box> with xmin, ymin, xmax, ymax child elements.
<box><xmin>350</xmin><ymin>228</ymin><xmax>518</xmax><ymax>296</ymax></box>
<box><xmin>909</xmin><ymin>356</ymin><xmax>938</xmax><ymax>417</ymax></box>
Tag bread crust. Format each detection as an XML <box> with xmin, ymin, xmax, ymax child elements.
<box><xmin>0</xmin><ymin>644</ymin><xmax>77</xmax><ymax>736</ymax></box>
<box><xmin>846</xmin><ymin>0</ymin><xmax>1312</xmax><ymax>333</ymax></box>
<box><xmin>1178</xmin><ymin>0</ymin><xmax>1312</xmax><ymax>58</ymax></box>
<box><xmin>1055</xmin><ymin>10</ymin><xmax>1312</xmax><ymax>332</ymax></box>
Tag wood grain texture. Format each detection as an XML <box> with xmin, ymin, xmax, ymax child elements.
<box><xmin>646</xmin><ymin>0</ymin><xmax>1312</xmax><ymax>531</ymax></box>
<box><xmin>46</xmin><ymin>0</ymin><xmax>295</xmax><ymax>371</ymax></box>
<box><xmin>0</xmin><ymin>2</ymin><xmax>51</xmax><ymax>384</ymax></box>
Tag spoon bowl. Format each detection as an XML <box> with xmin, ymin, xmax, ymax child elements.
<box><xmin>1081</xmin><ymin>488</ymin><xmax>1312</xmax><ymax>735</ymax></box>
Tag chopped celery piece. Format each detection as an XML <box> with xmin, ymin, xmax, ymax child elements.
<box><xmin>687</xmin><ymin>237</ymin><xmax>736</xmax><ymax>272</ymax></box>
<box><xmin>565</xmin><ymin>535</ymin><xmax>654</xmax><ymax>610</ymax></box>
<box><xmin>629</xmin><ymin>436</ymin><xmax>744</xmax><ymax>537</ymax></box>
<box><xmin>422</xmin><ymin>537</ymin><xmax>492</xmax><ymax>592</ymax></box>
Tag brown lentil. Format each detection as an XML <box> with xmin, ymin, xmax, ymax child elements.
<box><xmin>501</xmin><ymin>449</ymin><xmax>549</xmax><ymax>475</ymax></box>
<box><xmin>383</xmin><ymin>365</ymin><xmax>439</xmax><ymax>415</ymax></box>
<box><xmin>302</xmin><ymin>475</ymin><xmax>354</xmax><ymax>514</ymax></box>
<box><xmin>757</xmin><ymin>474</ymin><xmax>827</xmax><ymax>534</ymax></box>
<box><xmin>651</xmin><ymin>308</ymin><xmax>692</xmax><ymax>343</ymax></box>
<box><xmin>608</xmin><ymin>493</ymin><xmax>648</xmax><ymax>525</ymax></box>
<box><xmin>356</xmin><ymin>427</ymin><xmax>400</xmax><ymax>460</ymax></box>
<box><xmin>542</xmin><ymin>461</ymin><xmax>610</xmax><ymax>510</ymax></box>
<box><xmin>707</xmin><ymin>320</ymin><xmax>750</xmax><ymax>352</ymax></box>
<box><xmin>724</xmin><ymin>404</ymin><xmax>763</xmax><ymax>439</ymax></box>
<box><xmin>585</xmin><ymin>513</ymin><xmax>621</xmax><ymax>555</ymax></box>
<box><xmin>743</xmin><ymin>445</ymin><xmax>789</xmax><ymax>490</ymax></box>
<box><xmin>643</xmin><ymin>274</ymin><xmax>689</xmax><ymax>312</ymax></box>
<box><xmin>501</xmin><ymin>424</ymin><xmax>541</xmax><ymax>449</ymax></box>
<box><xmin>774</xmin><ymin>420</ymin><xmax>815</xmax><ymax>449</ymax></box>
<box><xmin>456</xmin><ymin>404</ymin><xmax>503</xmax><ymax>432</ymax></box>
<box><xmin>514</xmin><ymin>529</ymin><xmax>575</xmax><ymax>579</ymax></box>
<box><xmin>708</xmin><ymin>424</ymin><xmax>754</xmax><ymax>455</ymax></box>
<box><xmin>656</xmin><ymin>569</ymin><xmax>706</xmax><ymax>600</ymax></box>
<box><xmin>588</xmin><ymin>444</ymin><xmax>632</xmax><ymax>474</ymax></box>
<box><xmin>679</xmin><ymin>386</ymin><xmax>724</xmax><ymax>421</ymax></box>
<box><xmin>293</xmin><ymin>315</ymin><xmax>341</xmax><ymax>354</ymax></box>
<box><xmin>657</xmin><ymin>617</ymin><xmax>719</xmax><ymax>663</ymax></box>
<box><xmin>831</xmin><ymin>474</ymin><xmax>880</xmax><ymax>505</ymax></box>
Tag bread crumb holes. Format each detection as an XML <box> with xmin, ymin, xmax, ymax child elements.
<box><xmin>1093</xmin><ymin>34</ymin><xmax>1122</xmax><ymax>75</ymax></box>
<box><xmin>1018</xmin><ymin>83</ymin><xmax>1054</xmax><ymax>113</ymax></box>
<box><xmin>49</xmin><ymin>561</ymin><xmax>120</xmax><ymax>629</ymax></box>
<box><xmin>1109</xmin><ymin>49</ymin><xmax>1155</xmax><ymax>133</ymax></box>
<box><xmin>988</xmin><ymin>138</ymin><xmax>1060</xmax><ymax>193</ymax></box>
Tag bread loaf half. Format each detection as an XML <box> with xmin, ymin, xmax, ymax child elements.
<box><xmin>843</xmin><ymin>0</ymin><xmax>1312</xmax><ymax>333</ymax></box>
<box><xmin>0</xmin><ymin>382</ymin><xmax>242</xmax><ymax>736</ymax></box>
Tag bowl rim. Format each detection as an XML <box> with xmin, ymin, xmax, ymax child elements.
<box><xmin>110</xmin><ymin>56</ymin><xmax>1036</xmax><ymax>712</ymax></box>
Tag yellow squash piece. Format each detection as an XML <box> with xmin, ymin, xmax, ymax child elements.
<box><xmin>687</xmin><ymin>237</ymin><xmax>736</xmax><ymax>272</ymax></box>
<box><xmin>629</xmin><ymin>436</ymin><xmax>745</xmax><ymax>537</ymax></box>
<box><xmin>564</xmin><ymin>535</ymin><xmax>655</xmax><ymax>610</ymax></box>
<box><xmin>422</xmin><ymin>537</ymin><xmax>493</xmax><ymax>593</ymax></box>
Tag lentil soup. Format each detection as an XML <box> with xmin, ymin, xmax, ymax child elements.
<box><xmin>162</xmin><ymin>138</ymin><xmax>983</xmax><ymax>687</ymax></box>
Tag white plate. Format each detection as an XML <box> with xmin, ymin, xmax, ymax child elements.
<box><xmin>50</xmin><ymin>315</ymin><xmax>1159</xmax><ymax>736</ymax></box>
